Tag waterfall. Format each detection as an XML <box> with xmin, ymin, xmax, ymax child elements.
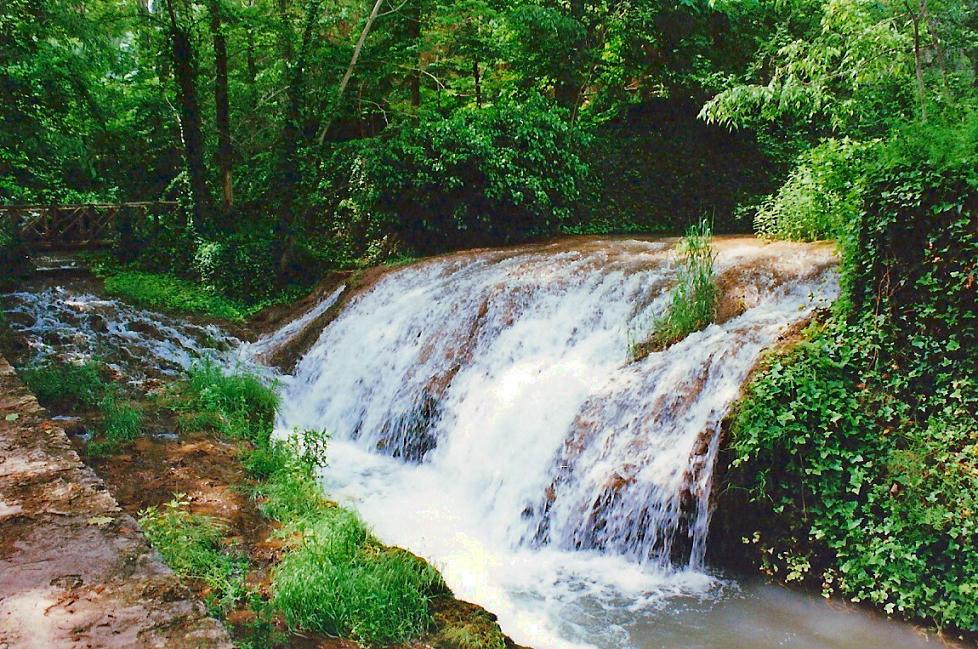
<box><xmin>276</xmin><ymin>237</ymin><xmax>838</xmax><ymax>647</ymax></box>
<box><xmin>239</xmin><ymin>284</ymin><xmax>345</xmax><ymax>362</ymax></box>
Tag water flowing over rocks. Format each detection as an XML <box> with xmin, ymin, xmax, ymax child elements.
<box><xmin>278</xmin><ymin>236</ymin><xmax>838</xmax><ymax>568</ymax></box>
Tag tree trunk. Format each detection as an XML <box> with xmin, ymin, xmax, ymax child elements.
<box><xmin>207</xmin><ymin>0</ymin><xmax>234</xmax><ymax>216</ymax></box>
<box><xmin>276</xmin><ymin>0</ymin><xmax>323</xmax><ymax>276</ymax></box>
<box><xmin>316</xmin><ymin>0</ymin><xmax>384</xmax><ymax>145</ymax></box>
<box><xmin>910</xmin><ymin>6</ymin><xmax>928</xmax><ymax>121</ymax></box>
<box><xmin>555</xmin><ymin>0</ymin><xmax>585</xmax><ymax>112</ymax></box>
<box><xmin>164</xmin><ymin>0</ymin><xmax>212</xmax><ymax>226</ymax></box>
<box><xmin>473</xmin><ymin>59</ymin><xmax>481</xmax><ymax>108</ymax></box>
<box><xmin>408</xmin><ymin>0</ymin><xmax>422</xmax><ymax>108</ymax></box>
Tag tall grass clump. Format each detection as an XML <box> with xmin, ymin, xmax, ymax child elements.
<box><xmin>139</xmin><ymin>496</ymin><xmax>248</xmax><ymax>614</ymax></box>
<box><xmin>174</xmin><ymin>361</ymin><xmax>279</xmax><ymax>443</ymax></box>
<box><xmin>242</xmin><ymin>431</ymin><xmax>446</xmax><ymax>646</ymax></box>
<box><xmin>273</xmin><ymin>509</ymin><xmax>445</xmax><ymax>645</ymax></box>
<box><xmin>637</xmin><ymin>219</ymin><xmax>718</xmax><ymax>355</ymax></box>
<box><xmin>20</xmin><ymin>359</ymin><xmax>108</xmax><ymax>410</ymax></box>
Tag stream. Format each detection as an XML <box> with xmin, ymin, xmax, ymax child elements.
<box><xmin>1</xmin><ymin>237</ymin><xmax>947</xmax><ymax>649</ymax></box>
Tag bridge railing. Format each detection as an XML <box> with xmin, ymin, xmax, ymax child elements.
<box><xmin>0</xmin><ymin>202</ymin><xmax>178</xmax><ymax>250</ymax></box>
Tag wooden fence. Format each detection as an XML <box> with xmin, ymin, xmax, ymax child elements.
<box><xmin>0</xmin><ymin>202</ymin><xmax>177</xmax><ymax>250</ymax></box>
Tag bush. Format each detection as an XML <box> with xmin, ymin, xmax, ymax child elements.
<box><xmin>753</xmin><ymin>138</ymin><xmax>866</xmax><ymax>242</ymax></box>
<box><xmin>193</xmin><ymin>226</ymin><xmax>281</xmax><ymax>303</ymax></box>
<box><xmin>321</xmin><ymin>95</ymin><xmax>590</xmax><ymax>254</ymax></box>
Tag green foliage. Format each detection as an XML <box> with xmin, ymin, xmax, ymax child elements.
<box><xmin>193</xmin><ymin>226</ymin><xmax>282</xmax><ymax>303</ymax></box>
<box><xmin>240</xmin><ymin>428</ymin><xmax>447</xmax><ymax>646</ymax></box>
<box><xmin>20</xmin><ymin>360</ymin><xmax>109</xmax><ymax>411</ymax></box>
<box><xmin>753</xmin><ymin>139</ymin><xmax>866</xmax><ymax>241</ymax></box>
<box><xmin>636</xmin><ymin>219</ymin><xmax>718</xmax><ymax>355</ymax></box>
<box><xmin>88</xmin><ymin>396</ymin><xmax>143</xmax><ymax>455</ymax></box>
<box><xmin>728</xmin><ymin>115</ymin><xmax>978</xmax><ymax>631</ymax></box>
<box><xmin>321</xmin><ymin>96</ymin><xmax>590</xmax><ymax>254</ymax></box>
<box><xmin>139</xmin><ymin>496</ymin><xmax>248</xmax><ymax>614</ymax></box>
<box><xmin>102</xmin><ymin>271</ymin><xmax>252</xmax><ymax>322</ymax></box>
<box><xmin>273</xmin><ymin>510</ymin><xmax>445</xmax><ymax>646</ymax></box>
<box><xmin>175</xmin><ymin>362</ymin><xmax>279</xmax><ymax>445</ymax></box>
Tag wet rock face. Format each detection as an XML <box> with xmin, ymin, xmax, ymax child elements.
<box><xmin>277</xmin><ymin>236</ymin><xmax>839</xmax><ymax>569</ymax></box>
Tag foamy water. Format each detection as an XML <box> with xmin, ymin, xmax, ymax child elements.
<box><xmin>274</xmin><ymin>238</ymin><xmax>842</xmax><ymax>647</ymax></box>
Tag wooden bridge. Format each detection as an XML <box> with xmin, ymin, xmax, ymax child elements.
<box><xmin>0</xmin><ymin>202</ymin><xmax>177</xmax><ymax>250</ymax></box>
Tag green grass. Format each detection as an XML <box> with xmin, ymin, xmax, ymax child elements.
<box><xmin>170</xmin><ymin>361</ymin><xmax>279</xmax><ymax>443</ymax></box>
<box><xmin>87</xmin><ymin>395</ymin><xmax>144</xmax><ymax>456</ymax></box>
<box><xmin>240</xmin><ymin>432</ymin><xmax>446</xmax><ymax>646</ymax></box>
<box><xmin>102</xmin><ymin>271</ymin><xmax>252</xmax><ymax>321</ymax></box>
<box><xmin>634</xmin><ymin>219</ymin><xmax>718</xmax><ymax>356</ymax></box>
<box><xmin>272</xmin><ymin>506</ymin><xmax>445</xmax><ymax>646</ymax></box>
<box><xmin>139</xmin><ymin>496</ymin><xmax>248</xmax><ymax>615</ymax></box>
<box><xmin>20</xmin><ymin>360</ymin><xmax>109</xmax><ymax>410</ymax></box>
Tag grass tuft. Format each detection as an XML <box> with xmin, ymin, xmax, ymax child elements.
<box><xmin>139</xmin><ymin>496</ymin><xmax>248</xmax><ymax>615</ymax></box>
<box><xmin>634</xmin><ymin>219</ymin><xmax>718</xmax><ymax>357</ymax></box>
<box><xmin>170</xmin><ymin>361</ymin><xmax>279</xmax><ymax>444</ymax></box>
<box><xmin>20</xmin><ymin>360</ymin><xmax>108</xmax><ymax>410</ymax></box>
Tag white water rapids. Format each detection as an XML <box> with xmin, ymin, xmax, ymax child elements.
<box><xmin>3</xmin><ymin>238</ymin><xmax>943</xmax><ymax>649</ymax></box>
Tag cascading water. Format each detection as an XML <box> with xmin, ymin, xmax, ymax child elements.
<box><xmin>3</xmin><ymin>238</ymin><xmax>945</xmax><ymax>648</ymax></box>
<box><xmin>238</xmin><ymin>284</ymin><xmax>345</xmax><ymax>362</ymax></box>
<box><xmin>3</xmin><ymin>285</ymin><xmax>244</xmax><ymax>382</ymax></box>
<box><xmin>275</xmin><ymin>237</ymin><xmax>842</xmax><ymax>648</ymax></box>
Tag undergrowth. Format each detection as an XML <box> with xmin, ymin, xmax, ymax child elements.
<box><xmin>726</xmin><ymin>117</ymin><xmax>978</xmax><ymax>633</ymax></box>
<box><xmin>19</xmin><ymin>359</ymin><xmax>142</xmax><ymax>454</ymax></box>
<box><xmin>102</xmin><ymin>271</ymin><xmax>253</xmax><ymax>321</ymax></box>
<box><xmin>149</xmin><ymin>363</ymin><xmax>454</xmax><ymax>647</ymax></box>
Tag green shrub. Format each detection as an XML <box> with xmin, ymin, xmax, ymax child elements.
<box><xmin>102</xmin><ymin>271</ymin><xmax>250</xmax><ymax>321</ymax></box>
<box><xmin>753</xmin><ymin>139</ymin><xmax>865</xmax><ymax>241</ymax></box>
<box><xmin>636</xmin><ymin>219</ymin><xmax>718</xmax><ymax>354</ymax></box>
<box><xmin>321</xmin><ymin>95</ymin><xmax>590</xmax><ymax>254</ymax></box>
<box><xmin>139</xmin><ymin>496</ymin><xmax>248</xmax><ymax>614</ymax></box>
<box><xmin>273</xmin><ymin>509</ymin><xmax>445</xmax><ymax>645</ymax></box>
<box><xmin>726</xmin><ymin>115</ymin><xmax>978</xmax><ymax>632</ymax></box>
<box><xmin>20</xmin><ymin>360</ymin><xmax>108</xmax><ymax>411</ymax></box>
<box><xmin>193</xmin><ymin>227</ymin><xmax>281</xmax><ymax>303</ymax></box>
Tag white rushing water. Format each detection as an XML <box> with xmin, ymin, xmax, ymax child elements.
<box><xmin>238</xmin><ymin>284</ymin><xmax>345</xmax><ymax>362</ymax></box>
<box><xmin>275</xmin><ymin>238</ymin><xmax>840</xmax><ymax>648</ymax></box>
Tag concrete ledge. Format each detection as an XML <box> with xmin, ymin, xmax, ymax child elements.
<box><xmin>0</xmin><ymin>356</ymin><xmax>232</xmax><ymax>649</ymax></box>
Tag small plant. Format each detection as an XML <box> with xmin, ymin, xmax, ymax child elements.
<box><xmin>139</xmin><ymin>495</ymin><xmax>248</xmax><ymax>615</ymax></box>
<box><xmin>634</xmin><ymin>219</ymin><xmax>718</xmax><ymax>356</ymax></box>
<box><xmin>172</xmin><ymin>362</ymin><xmax>279</xmax><ymax>444</ymax></box>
